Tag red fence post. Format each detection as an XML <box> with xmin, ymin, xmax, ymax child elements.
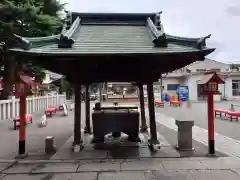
<box><xmin>19</xmin><ymin>95</ymin><xmax>26</xmax><ymax>155</ymax></box>
<box><xmin>208</xmin><ymin>93</ymin><xmax>215</xmax><ymax>154</ymax></box>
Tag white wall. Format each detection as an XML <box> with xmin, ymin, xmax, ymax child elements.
<box><xmin>224</xmin><ymin>76</ymin><xmax>240</xmax><ymax>100</ymax></box>
<box><xmin>162</xmin><ymin>75</ymin><xmax>201</xmax><ymax>101</ymax></box>
<box><xmin>161</xmin><ymin>78</ymin><xmax>181</xmax><ymax>95</ymax></box>
<box><xmin>187</xmin><ymin>75</ymin><xmax>201</xmax><ymax>101</ymax></box>
<box><xmin>162</xmin><ymin>75</ymin><xmax>223</xmax><ymax>101</ymax></box>
<box><xmin>187</xmin><ymin>74</ymin><xmax>223</xmax><ymax>101</ymax></box>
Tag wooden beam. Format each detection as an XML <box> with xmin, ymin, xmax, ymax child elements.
<box><xmin>84</xmin><ymin>84</ymin><xmax>91</xmax><ymax>134</ymax></box>
<box><xmin>73</xmin><ymin>84</ymin><xmax>82</xmax><ymax>145</ymax></box>
<box><xmin>147</xmin><ymin>81</ymin><xmax>159</xmax><ymax>144</ymax></box>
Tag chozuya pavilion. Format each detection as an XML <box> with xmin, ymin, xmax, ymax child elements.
<box><xmin>7</xmin><ymin>11</ymin><xmax>215</xmax><ymax>151</ymax></box>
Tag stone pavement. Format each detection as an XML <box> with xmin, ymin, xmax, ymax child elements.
<box><xmin>154</xmin><ymin>111</ymin><xmax>240</xmax><ymax>158</ymax></box>
<box><xmin>1</xmin><ymin>157</ymin><xmax>240</xmax><ymax>179</ymax></box>
<box><xmin>51</xmin><ymin>128</ymin><xmax>180</xmax><ymax>160</ymax></box>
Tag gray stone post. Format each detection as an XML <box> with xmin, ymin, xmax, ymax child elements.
<box><xmin>175</xmin><ymin>120</ymin><xmax>194</xmax><ymax>151</ymax></box>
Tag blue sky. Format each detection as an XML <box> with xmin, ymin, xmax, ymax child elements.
<box><xmin>60</xmin><ymin>0</ymin><xmax>240</xmax><ymax>64</ymax></box>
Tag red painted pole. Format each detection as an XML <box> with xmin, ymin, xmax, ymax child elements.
<box><xmin>19</xmin><ymin>95</ymin><xmax>26</xmax><ymax>155</ymax></box>
<box><xmin>208</xmin><ymin>93</ymin><xmax>215</xmax><ymax>154</ymax></box>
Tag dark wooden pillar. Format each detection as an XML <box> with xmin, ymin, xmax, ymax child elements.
<box><xmin>147</xmin><ymin>82</ymin><xmax>159</xmax><ymax>144</ymax></box>
<box><xmin>138</xmin><ymin>84</ymin><xmax>148</xmax><ymax>132</ymax></box>
<box><xmin>74</xmin><ymin>84</ymin><xmax>82</xmax><ymax>146</ymax></box>
<box><xmin>99</xmin><ymin>83</ymin><xmax>103</xmax><ymax>105</ymax></box>
<box><xmin>84</xmin><ymin>84</ymin><xmax>91</xmax><ymax>133</ymax></box>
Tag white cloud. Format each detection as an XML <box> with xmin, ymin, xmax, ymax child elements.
<box><xmin>60</xmin><ymin>0</ymin><xmax>240</xmax><ymax>63</ymax></box>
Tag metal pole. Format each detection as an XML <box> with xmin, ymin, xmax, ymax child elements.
<box><xmin>208</xmin><ymin>93</ymin><xmax>215</xmax><ymax>154</ymax></box>
<box><xmin>19</xmin><ymin>95</ymin><xmax>26</xmax><ymax>155</ymax></box>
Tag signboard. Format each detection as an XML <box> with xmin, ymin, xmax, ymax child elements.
<box><xmin>176</xmin><ymin>86</ymin><xmax>189</xmax><ymax>101</ymax></box>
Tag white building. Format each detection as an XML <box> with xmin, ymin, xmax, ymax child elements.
<box><xmin>161</xmin><ymin>59</ymin><xmax>240</xmax><ymax>101</ymax></box>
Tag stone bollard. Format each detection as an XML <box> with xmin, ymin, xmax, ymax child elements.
<box><xmin>45</xmin><ymin>136</ymin><xmax>56</xmax><ymax>154</ymax></box>
<box><xmin>187</xmin><ymin>100</ymin><xmax>192</xmax><ymax>108</ymax></box>
<box><xmin>175</xmin><ymin>120</ymin><xmax>194</xmax><ymax>151</ymax></box>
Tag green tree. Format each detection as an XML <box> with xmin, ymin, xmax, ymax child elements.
<box><xmin>89</xmin><ymin>83</ymin><xmax>102</xmax><ymax>93</ymax></box>
<box><xmin>0</xmin><ymin>0</ymin><xmax>65</xmax><ymax>99</ymax></box>
<box><xmin>60</xmin><ymin>76</ymin><xmax>73</xmax><ymax>99</ymax></box>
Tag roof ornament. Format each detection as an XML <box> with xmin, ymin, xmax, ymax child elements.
<box><xmin>196</xmin><ymin>34</ymin><xmax>211</xmax><ymax>49</ymax></box>
<box><xmin>65</xmin><ymin>12</ymin><xmax>73</xmax><ymax>30</ymax></box>
<box><xmin>154</xmin><ymin>12</ymin><xmax>162</xmax><ymax>31</ymax></box>
<box><xmin>58</xmin><ymin>34</ymin><xmax>74</xmax><ymax>48</ymax></box>
<box><xmin>13</xmin><ymin>35</ymin><xmax>31</xmax><ymax>50</ymax></box>
<box><xmin>58</xmin><ymin>17</ymin><xmax>81</xmax><ymax>48</ymax></box>
<box><xmin>2</xmin><ymin>34</ymin><xmax>31</xmax><ymax>50</ymax></box>
<box><xmin>147</xmin><ymin>17</ymin><xmax>167</xmax><ymax>47</ymax></box>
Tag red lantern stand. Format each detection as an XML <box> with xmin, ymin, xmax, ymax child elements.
<box><xmin>199</xmin><ymin>72</ymin><xmax>224</xmax><ymax>155</ymax></box>
<box><xmin>14</xmin><ymin>75</ymin><xmax>34</xmax><ymax>157</ymax></box>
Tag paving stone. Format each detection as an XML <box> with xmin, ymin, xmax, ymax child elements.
<box><xmin>3</xmin><ymin>163</ymin><xmax>37</xmax><ymax>174</ymax></box>
<box><xmin>139</xmin><ymin>147</ymin><xmax>180</xmax><ymax>158</ymax></box>
<box><xmin>98</xmin><ymin>171</ymin><xmax>145</xmax><ymax>180</ymax></box>
<box><xmin>52</xmin><ymin>148</ymin><xmax>108</xmax><ymax>160</ymax></box>
<box><xmin>233</xmin><ymin>169</ymin><xmax>240</xmax><ymax>176</ymax></box>
<box><xmin>33</xmin><ymin>163</ymin><xmax>79</xmax><ymax>173</ymax></box>
<box><xmin>51</xmin><ymin>135</ymin><xmax>108</xmax><ymax>160</ymax></box>
<box><xmin>0</xmin><ymin>161</ymin><xmax>15</xmax><ymax>164</ymax></box>
<box><xmin>189</xmin><ymin>170</ymin><xmax>240</xmax><ymax>180</ymax></box>
<box><xmin>145</xmin><ymin>170</ymin><xmax>195</xmax><ymax>180</ymax></box>
<box><xmin>0</xmin><ymin>174</ymin><xmax>5</xmax><ymax>179</ymax></box>
<box><xmin>18</xmin><ymin>160</ymin><xmax>63</xmax><ymax>164</ymax></box>
<box><xmin>201</xmin><ymin>159</ymin><xmax>240</xmax><ymax>169</ymax></box>
<box><xmin>162</xmin><ymin>160</ymin><xmax>206</xmax><ymax>170</ymax></box>
<box><xmin>78</xmin><ymin>160</ymin><xmax>121</xmax><ymax>172</ymax></box>
<box><xmin>0</xmin><ymin>164</ymin><xmax>11</xmax><ymax>172</ymax></box>
<box><xmin>107</xmin><ymin>147</ymin><xmax>143</xmax><ymax>159</ymax></box>
<box><xmin>121</xmin><ymin>159</ymin><xmax>163</xmax><ymax>171</ymax></box>
<box><xmin>2</xmin><ymin>174</ymin><xmax>47</xmax><ymax>180</ymax></box>
<box><xmin>50</xmin><ymin>172</ymin><xmax>97</xmax><ymax>180</ymax></box>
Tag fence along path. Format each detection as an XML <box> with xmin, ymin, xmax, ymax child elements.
<box><xmin>0</xmin><ymin>94</ymin><xmax>66</xmax><ymax>121</ymax></box>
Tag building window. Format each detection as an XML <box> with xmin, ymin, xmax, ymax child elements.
<box><xmin>210</xmin><ymin>68</ymin><xmax>221</xmax><ymax>72</ymax></box>
<box><xmin>167</xmin><ymin>84</ymin><xmax>180</xmax><ymax>91</ymax></box>
<box><xmin>196</xmin><ymin>69</ymin><xmax>206</xmax><ymax>72</ymax></box>
<box><xmin>232</xmin><ymin>80</ymin><xmax>240</xmax><ymax>96</ymax></box>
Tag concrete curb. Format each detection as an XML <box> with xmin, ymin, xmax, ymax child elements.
<box><xmin>0</xmin><ymin>157</ymin><xmax>235</xmax><ymax>164</ymax></box>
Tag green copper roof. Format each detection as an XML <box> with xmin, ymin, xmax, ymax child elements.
<box><xmin>8</xmin><ymin>12</ymin><xmax>214</xmax><ymax>56</ymax></box>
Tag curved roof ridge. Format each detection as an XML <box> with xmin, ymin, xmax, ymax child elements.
<box><xmin>4</xmin><ymin>33</ymin><xmax>60</xmax><ymax>51</ymax></box>
<box><xmin>166</xmin><ymin>34</ymin><xmax>211</xmax><ymax>49</ymax></box>
<box><xmin>25</xmin><ymin>35</ymin><xmax>60</xmax><ymax>48</ymax></box>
